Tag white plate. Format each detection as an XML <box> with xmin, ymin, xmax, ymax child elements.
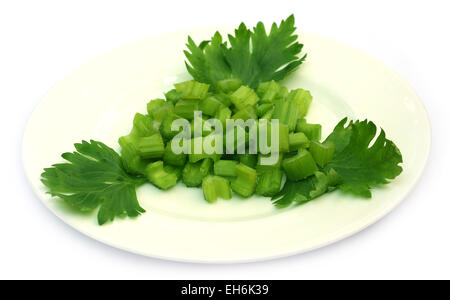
<box><xmin>22</xmin><ymin>27</ymin><xmax>431</xmax><ymax>263</ymax></box>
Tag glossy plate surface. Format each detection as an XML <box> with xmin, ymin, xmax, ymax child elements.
<box><xmin>22</xmin><ymin>27</ymin><xmax>431</xmax><ymax>263</ymax></box>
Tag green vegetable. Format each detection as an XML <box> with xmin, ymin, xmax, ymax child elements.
<box><xmin>214</xmin><ymin>160</ymin><xmax>238</xmax><ymax>177</ymax></box>
<box><xmin>288</xmin><ymin>132</ymin><xmax>310</xmax><ymax>151</ymax></box>
<box><xmin>215</xmin><ymin>78</ymin><xmax>243</xmax><ymax>93</ymax></box>
<box><xmin>136</xmin><ymin>133</ymin><xmax>165</xmax><ymax>159</ymax></box>
<box><xmin>163</xmin><ymin>140</ymin><xmax>187</xmax><ymax>167</ymax></box>
<box><xmin>145</xmin><ymin>161</ymin><xmax>178</xmax><ymax>190</ymax></box>
<box><xmin>41</xmin><ymin>140</ymin><xmax>146</xmax><ymax>225</ymax></box>
<box><xmin>174</xmin><ymin>99</ymin><xmax>199</xmax><ymax>120</ymax></box>
<box><xmin>256</xmin><ymin>169</ymin><xmax>283</xmax><ymax>197</ymax></box>
<box><xmin>310</xmin><ymin>141</ymin><xmax>334</xmax><ymax>167</ymax></box>
<box><xmin>282</xmin><ymin>149</ymin><xmax>318</xmax><ymax>181</ymax></box>
<box><xmin>174</xmin><ymin>80</ymin><xmax>209</xmax><ymax>100</ymax></box>
<box><xmin>199</xmin><ymin>96</ymin><xmax>223</xmax><ymax>116</ymax></box>
<box><xmin>230</xmin><ymin>163</ymin><xmax>258</xmax><ymax>197</ymax></box>
<box><xmin>182</xmin><ymin>159</ymin><xmax>213</xmax><ymax>187</ymax></box>
<box><xmin>184</xmin><ymin>15</ymin><xmax>306</xmax><ymax>88</ymax></box>
<box><xmin>230</xmin><ymin>86</ymin><xmax>259</xmax><ymax>110</ymax></box>
<box><xmin>296</xmin><ymin>118</ymin><xmax>321</xmax><ymax>141</ymax></box>
<box><xmin>202</xmin><ymin>175</ymin><xmax>232</xmax><ymax>203</ymax></box>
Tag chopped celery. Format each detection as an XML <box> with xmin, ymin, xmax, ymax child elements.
<box><xmin>199</xmin><ymin>96</ymin><xmax>223</xmax><ymax>116</ymax></box>
<box><xmin>257</xmin><ymin>81</ymin><xmax>288</xmax><ymax>103</ymax></box>
<box><xmin>310</xmin><ymin>141</ymin><xmax>335</xmax><ymax>167</ymax></box>
<box><xmin>151</xmin><ymin>101</ymin><xmax>174</xmax><ymax>121</ymax></box>
<box><xmin>146</xmin><ymin>99</ymin><xmax>165</xmax><ymax>116</ymax></box>
<box><xmin>272</xmin><ymin>97</ymin><xmax>300</xmax><ymax>131</ymax></box>
<box><xmin>118</xmin><ymin>135</ymin><xmax>148</xmax><ymax>174</ymax></box>
<box><xmin>287</xmin><ymin>89</ymin><xmax>312</xmax><ymax>118</ymax></box>
<box><xmin>182</xmin><ymin>158</ymin><xmax>212</xmax><ymax>187</ymax></box>
<box><xmin>256</xmin><ymin>103</ymin><xmax>273</xmax><ymax>117</ymax></box>
<box><xmin>160</xmin><ymin>113</ymin><xmax>183</xmax><ymax>140</ymax></box>
<box><xmin>232</xmin><ymin>105</ymin><xmax>257</xmax><ymax>121</ymax></box>
<box><xmin>215</xmin><ymin>93</ymin><xmax>232</xmax><ymax>107</ymax></box>
<box><xmin>202</xmin><ymin>175</ymin><xmax>232</xmax><ymax>203</ymax></box>
<box><xmin>239</xmin><ymin>153</ymin><xmax>257</xmax><ymax>168</ymax></box>
<box><xmin>163</xmin><ymin>140</ymin><xmax>187</xmax><ymax>167</ymax></box>
<box><xmin>230</xmin><ymin>86</ymin><xmax>259</xmax><ymax>110</ymax></box>
<box><xmin>131</xmin><ymin>113</ymin><xmax>158</xmax><ymax>137</ymax></box>
<box><xmin>261</xmin><ymin>107</ymin><xmax>274</xmax><ymax>119</ymax></box>
<box><xmin>282</xmin><ymin>149</ymin><xmax>318</xmax><ymax>181</ymax></box>
<box><xmin>215</xmin><ymin>78</ymin><xmax>243</xmax><ymax>93</ymax></box>
<box><xmin>174</xmin><ymin>99</ymin><xmax>199</xmax><ymax>120</ymax></box>
<box><xmin>256</xmin><ymin>169</ymin><xmax>283</xmax><ymax>196</ymax></box>
<box><xmin>136</xmin><ymin>133</ymin><xmax>165</xmax><ymax>159</ymax></box>
<box><xmin>215</xmin><ymin>106</ymin><xmax>232</xmax><ymax>127</ymax></box>
<box><xmin>164</xmin><ymin>89</ymin><xmax>182</xmax><ymax>104</ymax></box>
<box><xmin>214</xmin><ymin>160</ymin><xmax>238</xmax><ymax>177</ymax></box>
<box><xmin>174</xmin><ymin>80</ymin><xmax>209</xmax><ymax>100</ymax></box>
<box><xmin>189</xmin><ymin>136</ymin><xmax>222</xmax><ymax>162</ymax></box>
<box><xmin>278</xmin><ymin>123</ymin><xmax>290</xmax><ymax>152</ymax></box>
<box><xmin>163</xmin><ymin>164</ymin><xmax>182</xmax><ymax>180</ymax></box>
<box><xmin>230</xmin><ymin>164</ymin><xmax>258</xmax><ymax>197</ymax></box>
<box><xmin>288</xmin><ymin>132</ymin><xmax>310</xmax><ymax>151</ymax></box>
<box><xmin>145</xmin><ymin>161</ymin><xmax>178</xmax><ymax>190</ymax></box>
<box><xmin>296</xmin><ymin>118</ymin><xmax>322</xmax><ymax>141</ymax></box>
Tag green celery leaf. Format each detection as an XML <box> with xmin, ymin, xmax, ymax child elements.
<box><xmin>41</xmin><ymin>140</ymin><xmax>147</xmax><ymax>225</ymax></box>
<box><xmin>184</xmin><ymin>15</ymin><xmax>306</xmax><ymax>88</ymax></box>
<box><xmin>324</xmin><ymin>119</ymin><xmax>403</xmax><ymax>198</ymax></box>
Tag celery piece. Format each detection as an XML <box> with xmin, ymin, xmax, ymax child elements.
<box><xmin>215</xmin><ymin>78</ymin><xmax>243</xmax><ymax>93</ymax></box>
<box><xmin>174</xmin><ymin>80</ymin><xmax>209</xmax><ymax>100</ymax></box>
<box><xmin>160</xmin><ymin>113</ymin><xmax>183</xmax><ymax>140</ymax></box>
<box><xmin>145</xmin><ymin>161</ymin><xmax>178</xmax><ymax>190</ymax></box>
<box><xmin>230</xmin><ymin>86</ymin><xmax>259</xmax><ymax>110</ymax></box>
<box><xmin>118</xmin><ymin>135</ymin><xmax>148</xmax><ymax>174</ymax></box>
<box><xmin>214</xmin><ymin>160</ymin><xmax>238</xmax><ymax>177</ymax></box>
<box><xmin>151</xmin><ymin>102</ymin><xmax>174</xmax><ymax>121</ymax></box>
<box><xmin>272</xmin><ymin>97</ymin><xmax>300</xmax><ymax>131</ymax></box>
<box><xmin>239</xmin><ymin>153</ymin><xmax>257</xmax><ymax>168</ymax></box>
<box><xmin>256</xmin><ymin>81</ymin><xmax>287</xmax><ymax>103</ymax></box>
<box><xmin>165</xmin><ymin>89</ymin><xmax>182</xmax><ymax>105</ymax></box>
<box><xmin>182</xmin><ymin>158</ymin><xmax>212</xmax><ymax>187</ymax></box>
<box><xmin>174</xmin><ymin>99</ymin><xmax>199</xmax><ymax>120</ymax></box>
<box><xmin>256</xmin><ymin>169</ymin><xmax>283</xmax><ymax>196</ymax></box>
<box><xmin>287</xmin><ymin>89</ymin><xmax>312</xmax><ymax>118</ymax></box>
<box><xmin>131</xmin><ymin>113</ymin><xmax>158</xmax><ymax>137</ymax></box>
<box><xmin>163</xmin><ymin>141</ymin><xmax>187</xmax><ymax>167</ymax></box>
<box><xmin>256</xmin><ymin>153</ymin><xmax>283</xmax><ymax>173</ymax></box>
<box><xmin>256</xmin><ymin>103</ymin><xmax>273</xmax><ymax>117</ymax></box>
<box><xmin>202</xmin><ymin>175</ymin><xmax>232</xmax><ymax>203</ymax></box>
<box><xmin>296</xmin><ymin>118</ymin><xmax>322</xmax><ymax>141</ymax></box>
<box><xmin>230</xmin><ymin>163</ymin><xmax>258</xmax><ymax>198</ymax></box>
<box><xmin>282</xmin><ymin>149</ymin><xmax>318</xmax><ymax>181</ymax></box>
<box><xmin>215</xmin><ymin>106</ymin><xmax>232</xmax><ymax>127</ymax></box>
<box><xmin>163</xmin><ymin>164</ymin><xmax>182</xmax><ymax>180</ymax></box>
<box><xmin>146</xmin><ymin>99</ymin><xmax>165</xmax><ymax>116</ymax></box>
<box><xmin>288</xmin><ymin>132</ymin><xmax>310</xmax><ymax>151</ymax></box>
<box><xmin>215</xmin><ymin>93</ymin><xmax>232</xmax><ymax>107</ymax></box>
<box><xmin>231</xmin><ymin>105</ymin><xmax>257</xmax><ymax>121</ymax></box>
<box><xmin>310</xmin><ymin>141</ymin><xmax>335</xmax><ymax>167</ymax></box>
<box><xmin>136</xmin><ymin>133</ymin><xmax>165</xmax><ymax>159</ymax></box>
<box><xmin>261</xmin><ymin>107</ymin><xmax>274</xmax><ymax>120</ymax></box>
<box><xmin>199</xmin><ymin>96</ymin><xmax>223</xmax><ymax>116</ymax></box>
<box><xmin>189</xmin><ymin>136</ymin><xmax>222</xmax><ymax>162</ymax></box>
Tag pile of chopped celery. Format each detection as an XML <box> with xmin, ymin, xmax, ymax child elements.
<box><xmin>118</xmin><ymin>78</ymin><xmax>335</xmax><ymax>203</ymax></box>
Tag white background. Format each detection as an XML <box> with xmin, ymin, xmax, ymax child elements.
<box><xmin>1</xmin><ymin>0</ymin><xmax>449</xmax><ymax>280</ymax></box>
